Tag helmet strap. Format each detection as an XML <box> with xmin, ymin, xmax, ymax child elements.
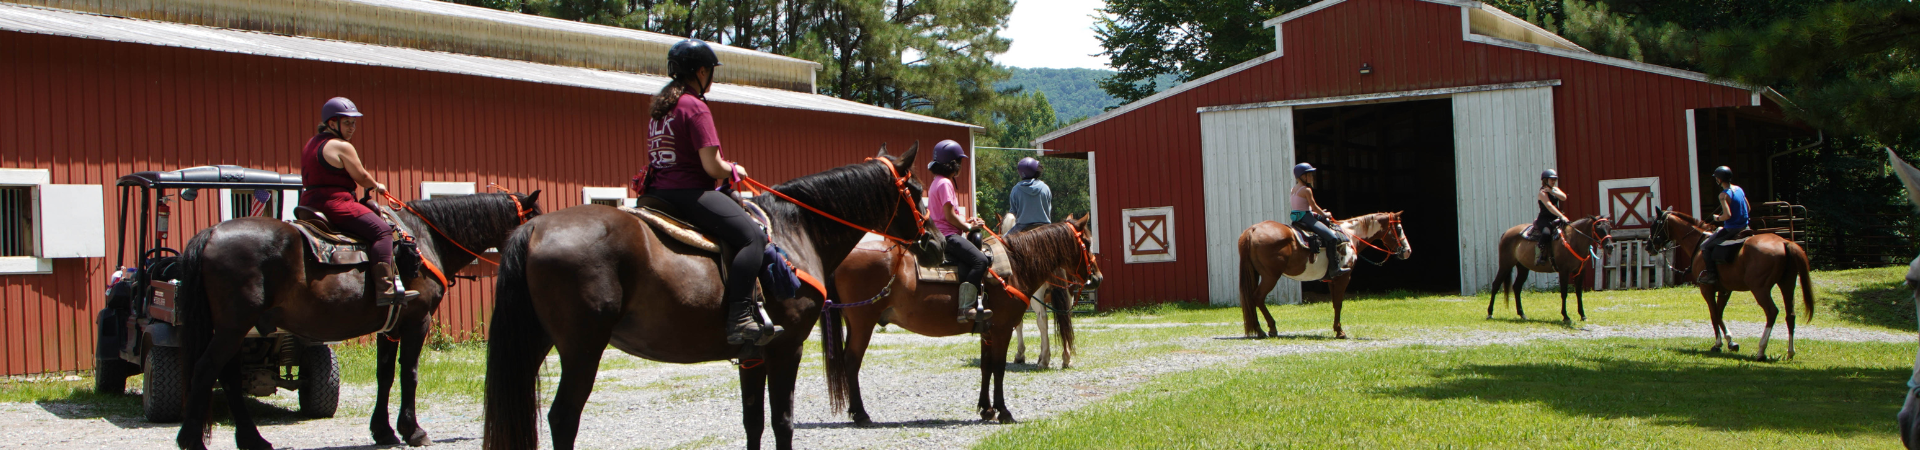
<box><xmin>323</xmin><ymin>120</ymin><xmax>344</xmax><ymax>140</ymax></box>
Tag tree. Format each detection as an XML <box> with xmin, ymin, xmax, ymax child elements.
<box><xmin>1093</xmin><ymin>0</ymin><xmax>1314</xmax><ymax>104</ymax></box>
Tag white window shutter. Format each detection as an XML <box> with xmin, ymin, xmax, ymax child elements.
<box><xmin>280</xmin><ymin>190</ymin><xmax>300</xmax><ymax>220</ymax></box>
<box><xmin>39</xmin><ymin>184</ymin><xmax>106</xmax><ymax>258</ymax></box>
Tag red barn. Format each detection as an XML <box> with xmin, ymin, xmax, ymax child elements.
<box><xmin>0</xmin><ymin>0</ymin><xmax>975</xmax><ymax>376</ymax></box>
<box><xmin>1036</xmin><ymin>0</ymin><xmax>1803</xmax><ymax>308</ymax></box>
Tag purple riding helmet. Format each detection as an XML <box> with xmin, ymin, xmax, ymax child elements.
<box><xmin>931</xmin><ymin>139</ymin><xmax>967</xmax><ymax>170</ymax></box>
<box><xmin>322</xmin><ymin>97</ymin><xmax>362</xmax><ymax>122</ymax></box>
<box><xmin>1017</xmin><ymin>157</ymin><xmax>1041</xmax><ymax>179</ymax></box>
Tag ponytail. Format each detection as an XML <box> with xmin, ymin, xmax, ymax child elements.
<box><xmin>649</xmin><ymin>78</ymin><xmax>692</xmax><ymax>121</ymax></box>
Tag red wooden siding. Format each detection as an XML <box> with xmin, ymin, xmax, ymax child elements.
<box><xmin>1046</xmin><ymin>0</ymin><xmax>1759</xmax><ymax>308</ymax></box>
<box><xmin>0</xmin><ymin>31</ymin><xmax>970</xmax><ymax>376</ymax></box>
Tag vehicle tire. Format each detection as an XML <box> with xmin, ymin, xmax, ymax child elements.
<box><xmin>298</xmin><ymin>344</ymin><xmax>340</xmax><ymax>418</ymax></box>
<box><xmin>142</xmin><ymin>346</ymin><xmax>184</xmax><ymax>422</ymax></box>
<box><xmin>94</xmin><ymin>359</ymin><xmax>134</xmax><ymax>395</ymax></box>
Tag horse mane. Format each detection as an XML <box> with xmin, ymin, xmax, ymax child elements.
<box><xmin>1001</xmin><ymin>221</ymin><xmax>1081</xmax><ymax>282</ymax></box>
<box><xmin>402</xmin><ymin>193</ymin><xmax>525</xmax><ymax>249</ymax></box>
<box><xmin>1662</xmin><ymin>210</ymin><xmax>1712</xmax><ymax>231</ymax></box>
<box><xmin>751</xmin><ymin>156</ymin><xmax>924</xmax><ymax>237</ymax></box>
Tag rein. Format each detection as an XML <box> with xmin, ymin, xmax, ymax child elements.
<box><xmin>1556</xmin><ymin>217</ymin><xmax>1611</xmax><ymax>277</ymax></box>
<box><xmin>737</xmin><ymin>158</ymin><xmax>922</xmax><ymax>245</ymax></box>
<box><xmin>379</xmin><ymin>190</ymin><xmax>529</xmax><ymax>275</ymax></box>
<box><xmin>1343</xmin><ymin>214</ymin><xmax>1405</xmax><ymax>266</ymax></box>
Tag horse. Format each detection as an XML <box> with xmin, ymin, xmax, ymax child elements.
<box><xmin>1885</xmin><ymin>148</ymin><xmax>1920</xmax><ymax>448</ymax></box>
<box><xmin>1487</xmin><ymin>215</ymin><xmax>1613</xmax><ymax>323</ymax></box>
<box><xmin>481</xmin><ymin>146</ymin><xmax>925</xmax><ymax>450</ymax></box>
<box><xmin>173</xmin><ymin>191</ymin><xmax>542</xmax><ymax>450</ymax></box>
<box><xmin>1237</xmin><ymin>212</ymin><xmax>1410</xmax><ymax>339</ymax></box>
<box><xmin>1001</xmin><ymin>213</ymin><xmax>1085</xmax><ymax>369</ymax></box>
<box><xmin>823</xmin><ymin>215</ymin><xmax>1101</xmax><ymax>424</ymax></box>
<box><xmin>1646</xmin><ymin>207</ymin><xmax>1813</xmax><ymax>360</ymax></box>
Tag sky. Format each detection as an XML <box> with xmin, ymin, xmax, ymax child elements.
<box><xmin>996</xmin><ymin>0</ymin><xmax>1110</xmax><ymax>71</ymax></box>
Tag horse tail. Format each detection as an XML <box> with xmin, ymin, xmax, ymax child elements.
<box><xmin>176</xmin><ymin>227</ymin><xmax>216</xmax><ymax>407</ymax></box>
<box><xmin>1050</xmin><ymin>287</ymin><xmax>1075</xmax><ymax>356</ymax></box>
<box><xmin>1237</xmin><ymin>229</ymin><xmax>1261</xmax><ymax>336</ymax></box>
<box><xmin>1790</xmin><ymin>241</ymin><xmax>1814</xmax><ymax>323</ymax></box>
<box><xmin>483</xmin><ymin>226</ymin><xmax>546</xmax><ymax>450</ymax></box>
<box><xmin>821</xmin><ymin>278</ymin><xmax>849</xmax><ymax>414</ymax></box>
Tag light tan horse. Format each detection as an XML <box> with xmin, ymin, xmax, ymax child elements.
<box><xmin>1238</xmin><ymin>212</ymin><xmax>1410</xmax><ymax>339</ymax></box>
<box><xmin>1487</xmin><ymin>216</ymin><xmax>1612</xmax><ymax>323</ymax></box>
<box><xmin>1003</xmin><ymin>214</ymin><xmax>1087</xmax><ymax>369</ymax></box>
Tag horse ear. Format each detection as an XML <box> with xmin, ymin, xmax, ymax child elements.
<box><xmin>875</xmin><ymin>142</ymin><xmax>889</xmax><ymax>158</ymax></box>
<box><xmin>523</xmin><ymin>190</ymin><xmax>541</xmax><ymax>205</ymax></box>
<box><xmin>895</xmin><ymin>141</ymin><xmax>920</xmax><ymax>174</ymax></box>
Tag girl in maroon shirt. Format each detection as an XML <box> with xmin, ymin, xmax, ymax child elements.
<box><xmin>300</xmin><ymin>97</ymin><xmax>416</xmax><ymax>303</ymax></box>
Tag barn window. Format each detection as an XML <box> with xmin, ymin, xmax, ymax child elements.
<box><xmin>420</xmin><ymin>181</ymin><xmax>476</xmax><ymax>200</ymax></box>
<box><xmin>0</xmin><ymin>186</ymin><xmax>33</xmax><ymax>257</ymax></box>
<box><xmin>582</xmin><ymin>187</ymin><xmax>630</xmax><ymax>207</ymax></box>
<box><xmin>221</xmin><ymin>189</ymin><xmax>283</xmax><ymax>220</ymax></box>
<box><xmin>1121</xmin><ymin>206</ymin><xmax>1175</xmax><ymax>263</ymax></box>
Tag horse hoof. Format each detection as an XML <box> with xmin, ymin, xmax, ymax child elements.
<box><xmin>406</xmin><ymin>429</ymin><xmax>432</xmax><ymax>447</ymax></box>
<box><xmin>1754</xmin><ymin>354</ymin><xmax>1772</xmax><ymax>362</ymax></box>
<box><xmin>1485</xmin><ymin>314</ymin><xmax>1493</xmax><ymax>320</ymax></box>
<box><xmin>374</xmin><ymin>434</ymin><xmax>402</xmax><ymax>446</ymax></box>
<box><xmin>851</xmin><ymin>412</ymin><xmax>873</xmax><ymax>426</ymax></box>
<box><xmin>1013</xmin><ymin>356</ymin><xmax>1025</xmax><ymax>365</ymax></box>
<box><xmin>1709</xmin><ymin>345</ymin><xmax>1722</xmax><ymax>353</ymax></box>
<box><xmin>1335</xmin><ymin>333</ymin><xmax>1348</xmax><ymax>340</ymax></box>
<box><xmin>237</xmin><ymin>437</ymin><xmax>274</xmax><ymax>450</ymax></box>
<box><xmin>1728</xmin><ymin>343</ymin><xmax>1741</xmax><ymax>352</ymax></box>
<box><xmin>997</xmin><ymin>411</ymin><xmax>1018</xmax><ymax>424</ymax></box>
<box><xmin>980</xmin><ymin>408</ymin><xmax>999</xmax><ymax>422</ymax></box>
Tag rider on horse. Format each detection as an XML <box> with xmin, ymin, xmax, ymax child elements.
<box><xmin>1531</xmin><ymin>169</ymin><xmax>1570</xmax><ymax>265</ymax></box>
<box><xmin>1698</xmin><ymin>165</ymin><xmax>1749</xmax><ymax>285</ymax></box>
<box><xmin>639</xmin><ymin>38</ymin><xmax>782</xmax><ymax>346</ymax></box>
<box><xmin>1008</xmin><ymin>157</ymin><xmax>1052</xmax><ymax>233</ymax></box>
<box><xmin>299</xmin><ymin>97</ymin><xmax>417</xmax><ymax>303</ymax></box>
<box><xmin>1291</xmin><ymin>162</ymin><xmax>1349</xmax><ymax>280</ymax></box>
<box><xmin>928</xmin><ymin>139</ymin><xmax>993</xmax><ymax>322</ymax></box>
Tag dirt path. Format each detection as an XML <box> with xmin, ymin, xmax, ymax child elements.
<box><xmin>0</xmin><ymin>318</ymin><xmax>1906</xmax><ymax>450</ymax></box>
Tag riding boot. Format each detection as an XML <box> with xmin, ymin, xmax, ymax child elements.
<box><xmin>957</xmin><ymin>282</ymin><xmax>993</xmax><ymax>323</ymax></box>
<box><xmin>1535</xmin><ymin>241</ymin><xmax>1552</xmax><ymax>266</ymax></box>
<box><xmin>1698</xmin><ymin>261</ymin><xmax>1720</xmax><ymax>286</ymax></box>
<box><xmin>371</xmin><ymin>262</ymin><xmax>418</xmax><ymax>307</ymax></box>
<box><xmin>725</xmin><ymin>297</ymin><xmax>780</xmax><ymax>346</ymax></box>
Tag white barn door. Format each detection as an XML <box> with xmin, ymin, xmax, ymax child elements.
<box><xmin>1200</xmin><ymin>106</ymin><xmax>1297</xmax><ymax>306</ymax></box>
<box><xmin>1453</xmin><ymin>87</ymin><xmax>1558</xmax><ymax>294</ymax></box>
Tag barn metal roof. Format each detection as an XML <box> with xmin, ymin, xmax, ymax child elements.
<box><xmin>0</xmin><ymin>3</ymin><xmax>978</xmax><ymax>129</ymax></box>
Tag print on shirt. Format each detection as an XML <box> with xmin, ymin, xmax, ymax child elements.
<box><xmin>648</xmin><ymin>116</ymin><xmax>678</xmax><ymax>169</ymax></box>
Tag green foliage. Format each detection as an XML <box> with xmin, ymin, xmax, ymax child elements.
<box><xmin>1093</xmin><ymin>0</ymin><xmax>1315</xmax><ymax>103</ymax></box>
<box><xmin>999</xmin><ymin>68</ymin><xmax>1120</xmax><ymax>122</ymax></box>
<box><xmin>973</xmin><ymin>146</ymin><xmax>1092</xmax><ymax>229</ymax></box>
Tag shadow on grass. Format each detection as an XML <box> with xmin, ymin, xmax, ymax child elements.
<box><xmin>795</xmin><ymin>418</ymin><xmax>986</xmax><ymax>430</ymax></box>
<box><xmin>1388</xmin><ymin>353</ymin><xmax>1905</xmax><ymax>435</ymax></box>
<box><xmin>37</xmin><ymin>388</ymin><xmax>320</xmax><ymax>430</ymax></box>
<box><xmin>1828</xmin><ymin>278</ymin><xmax>1916</xmax><ymax>331</ymax></box>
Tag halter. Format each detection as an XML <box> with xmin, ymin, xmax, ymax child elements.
<box><xmin>1555</xmin><ymin>217</ymin><xmax>1612</xmax><ymax>277</ymax></box>
<box><xmin>1649</xmin><ymin>211</ymin><xmax>1704</xmax><ymax>276</ymax></box>
<box><xmin>737</xmin><ymin>158</ymin><xmax>923</xmax><ymax>245</ymax></box>
<box><xmin>1046</xmin><ymin>221</ymin><xmax>1101</xmax><ymax>289</ymax></box>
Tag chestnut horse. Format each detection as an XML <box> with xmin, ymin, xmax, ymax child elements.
<box><xmin>482</xmin><ymin>147</ymin><xmax>924</xmax><ymax>450</ymax></box>
<box><xmin>1487</xmin><ymin>216</ymin><xmax>1613</xmax><ymax>323</ymax></box>
<box><xmin>173</xmin><ymin>191</ymin><xmax>541</xmax><ymax>450</ymax></box>
<box><xmin>1647</xmin><ymin>208</ymin><xmax>1813</xmax><ymax>360</ymax></box>
<box><xmin>1238</xmin><ymin>212</ymin><xmax>1410</xmax><ymax>339</ymax></box>
<box><xmin>824</xmin><ymin>215</ymin><xmax>1101</xmax><ymax>424</ymax></box>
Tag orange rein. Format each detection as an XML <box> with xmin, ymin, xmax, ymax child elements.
<box><xmin>736</xmin><ymin>158</ymin><xmax>923</xmax><ymax>246</ymax></box>
<box><xmin>1557</xmin><ymin>217</ymin><xmax>1612</xmax><ymax>277</ymax></box>
<box><xmin>1343</xmin><ymin>213</ymin><xmax>1405</xmax><ymax>255</ymax></box>
<box><xmin>379</xmin><ymin>190</ymin><xmax>531</xmax><ymax>287</ymax></box>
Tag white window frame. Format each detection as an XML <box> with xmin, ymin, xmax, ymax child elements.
<box><xmin>1121</xmin><ymin>206</ymin><xmax>1176</xmax><ymax>263</ymax></box>
<box><xmin>1597</xmin><ymin>177</ymin><xmax>1662</xmax><ymax>230</ymax></box>
<box><xmin>0</xmin><ymin>168</ymin><xmax>106</xmax><ymax>274</ymax></box>
<box><xmin>420</xmin><ymin>181</ymin><xmax>476</xmax><ymax>200</ymax></box>
<box><xmin>582</xmin><ymin>187</ymin><xmax>633</xmax><ymax>207</ymax></box>
<box><xmin>219</xmin><ymin>188</ymin><xmax>295</xmax><ymax>221</ymax></box>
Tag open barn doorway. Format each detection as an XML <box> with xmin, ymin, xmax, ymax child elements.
<box><xmin>1292</xmin><ymin>98</ymin><xmax>1460</xmax><ymax>294</ymax></box>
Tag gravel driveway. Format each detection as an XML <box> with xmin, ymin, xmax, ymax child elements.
<box><xmin>0</xmin><ymin>315</ymin><xmax>1907</xmax><ymax>450</ymax></box>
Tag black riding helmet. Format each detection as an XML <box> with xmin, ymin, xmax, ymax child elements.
<box><xmin>668</xmin><ymin>39</ymin><xmax>723</xmax><ymax>97</ymax></box>
<box><xmin>1712</xmin><ymin>166</ymin><xmax>1733</xmax><ymax>182</ymax></box>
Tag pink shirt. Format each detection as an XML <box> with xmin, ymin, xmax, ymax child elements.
<box><xmin>1291</xmin><ymin>185</ymin><xmax>1311</xmax><ymax>213</ymax></box>
<box><xmin>644</xmin><ymin>95</ymin><xmax>724</xmax><ymax>190</ymax></box>
<box><xmin>928</xmin><ymin>175</ymin><xmax>963</xmax><ymax>237</ymax></box>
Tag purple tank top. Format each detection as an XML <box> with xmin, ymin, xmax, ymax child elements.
<box><xmin>645</xmin><ymin>94</ymin><xmax>724</xmax><ymax>190</ymax></box>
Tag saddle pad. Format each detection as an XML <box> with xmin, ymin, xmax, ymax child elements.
<box><xmin>1282</xmin><ymin>242</ymin><xmax>1355</xmax><ymax>282</ymax></box>
<box><xmin>291</xmin><ymin>220</ymin><xmax>369</xmax><ymax>265</ymax></box>
<box><xmin>914</xmin><ymin>237</ymin><xmax>1014</xmax><ymax>284</ymax></box>
<box><xmin>619</xmin><ymin>206</ymin><xmax>719</xmax><ymax>253</ymax></box>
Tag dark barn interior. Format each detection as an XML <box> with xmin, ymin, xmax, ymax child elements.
<box><xmin>1292</xmin><ymin>98</ymin><xmax>1460</xmax><ymax>294</ymax></box>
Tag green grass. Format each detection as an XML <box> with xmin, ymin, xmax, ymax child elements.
<box><xmin>977</xmin><ymin>338</ymin><xmax>1914</xmax><ymax>449</ymax></box>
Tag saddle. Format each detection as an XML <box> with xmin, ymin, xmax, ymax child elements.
<box><xmin>910</xmin><ymin>234</ymin><xmax>1012</xmax><ymax>284</ymax></box>
<box><xmin>620</xmin><ymin>196</ymin><xmax>806</xmax><ymax>301</ymax></box>
<box><xmin>1285</xmin><ymin>227</ymin><xmax>1355</xmax><ymax>282</ymax></box>
<box><xmin>291</xmin><ymin>206</ymin><xmax>376</xmax><ymax>265</ymax></box>
<box><xmin>1520</xmin><ymin>225</ymin><xmax>1559</xmax><ymax>243</ymax></box>
<box><xmin>1707</xmin><ymin>235</ymin><xmax>1749</xmax><ymax>264</ymax></box>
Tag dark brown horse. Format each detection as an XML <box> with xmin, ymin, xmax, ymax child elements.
<box><xmin>1648</xmin><ymin>208</ymin><xmax>1813</xmax><ymax>360</ymax></box>
<box><xmin>1238</xmin><ymin>212</ymin><xmax>1411</xmax><ymax>339</ymax></box>
<box><xmin>173</xmin><ymin>191</ymin><xmax>541</xmax><ymax>450</ymax></box>
<box><xmin>482</xmin><ymin>148</ymin><xmax>924</xmax><ymax>450</ymax></box>
<box><xmin>823</xmin><ymin>215</ymin><xmax>1101</xmax><ymax>425</ymax></box>
<box><xmin>1487</xmin><ymin>215</ymin><xmax>1613</xmax><ymax>323</ymax></box>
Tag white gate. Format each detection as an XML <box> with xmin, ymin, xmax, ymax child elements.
<box><xmin>1453</xmin><ymin>87</ymin><xmax>1559</xmax><ymax>294</ymax></box>
<box><xmin>1200</xmin><ymin>106</ymin><xmax>1298</xmax><ymax>305</ymax></box>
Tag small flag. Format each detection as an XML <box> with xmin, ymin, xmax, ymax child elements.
<box><xmin>250</xmin><ymin>189</ymin><xmax>272</xmax><ymax>217</ymax></box>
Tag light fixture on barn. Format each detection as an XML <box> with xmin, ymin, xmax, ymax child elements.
<box><xmin>1360</xmin><ymin>63</ymin><xmax>1373</xmax><ymax>75</ymax></box>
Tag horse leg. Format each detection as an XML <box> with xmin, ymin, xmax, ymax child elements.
<box><xmin>1013</xmin><ymin>309</ymin><xmax>1027</xmax><ymax>366</ymax></box>
<box><xmin>1780</xmin><ymin>279</ymin><xmax>1798</xmax><ymax>360</ymax></box>
<box><xmin>1558</xmin><ymin>278</ymin><xmax>1572</xmax><ymax>324</ymax></box>
<box><xmin>1753</xmin><ymin>289</ymin><xmax>1781</xmax><ymax>362</ymax></box>
<box><xmin>547</xmin><ymin>328</ymin><xmax>613</xmax><ymax>450</ymax></box>
<box><xmin>1330</xmin><ymin>276</ymin><xmax>1351</xmax><ymax>339</ymax></box>
<box><xmin>843</xmin><ymin>321</ymin><xmax>877</xmax><ymax>425</ymax></box>
<box><xmin>395</xmin><ymin>321</ymin><xmax>433</xmax><ymax>446</ymax></box>
<box><xmin>177</xmin><ymin>328</ymin><xmax>248</xmax><ymax>450</ymax></box>
<box><xmin>739</xmin><ymin>362</ymin><xmax>770</xmax><ymax>450</ymax></box>
<box><xmin>1255</xmin><ymin>277</ymin><xmax>1280</xmax><ymax>338</ymax></box>
<box><xmin>369</xmin><ymin>333</ymin><xmax>401</xmax><ymax>445</ymax></box>
<box><xmin>1512</xmin><ymin>270</ymin><xmax>1530</xmax><ymax>320</ymax></box>
<box><xmin>217</xmin><ymin>352</ymin><xmax>273</xmax><ymax>450</ymax></box>
<box><xmin>976</xmin><ymin>328</ymin><xmax>996</xmax><ymax>421</ymax></box>
<box><xmin>1718</xmin><ymin>291</ymin><xmax>1740</xmax><ymax>352</ymax></box>
<box><xmin>1575</xmin><ymin>276</ymin><xmax>1588</xmax><ymax>321</ymax></box>
<box><xmin>988</xmin><ymin>319</ymin><xmax>1018</xmax><ymax>423</ymax></box>
<box><xmin>766</xmin><ymin>340</ymin><xmax>804</xmax><ymax>450</ymax></box>
<box><xmin>1488</xmin><ymin>265</ymin><xmax>1507</xmax><ymax>319</ymax></box>
<box><xmin>1035</xmin><ymin>291</ymin><xmax>1051</xmax><ymax>369</ymax></box>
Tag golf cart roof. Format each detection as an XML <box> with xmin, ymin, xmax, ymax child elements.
<box><xmin>117</xmin><ymin>165</ymin><xmax>303</xmax><ymax>190</ymax></box>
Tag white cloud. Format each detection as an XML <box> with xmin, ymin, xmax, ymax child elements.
<box><xmin>996</xmin><ymin>0</ymin><xmax>1109</xmax><ymax>70</ymax></box>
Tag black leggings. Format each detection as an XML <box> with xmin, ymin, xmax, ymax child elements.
<box><xmin>332</xmin><ymin>212</ymin><xmax>394</xmax><ymax>265</ymax></box>
<box><xmin>944</xmin><ymin>234</ymin><xmax>988</xmax><ymax>286</ymax></box>
<box><xmin>651</xmin><ymin>189</ymin><xmax>766</xmax><ymax>305</ymax></box>
<box><xmin>1532</xmin><ymin>218</ymin><xmax>1561</xmax><ymax>243</ymax></box>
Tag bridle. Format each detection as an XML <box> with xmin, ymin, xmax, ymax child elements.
<box><xmin>737</xmin><ymin>157</ymin><xmax>924</xmax><ymax>245</ymax></box>
<box><xmin>378</xmin><ymin>189</ymin><xmax>535</xmax><ymax>286</ymax></box>
<box><xmin>1649</xmin><ymin>210</ymin><xmax>1703</xmax><ymax>276</ymax></box>
<box><xmin>1048</xmin><ymin>221</ymin><xmax>1101</xmax><ymax>290</ymax></box>
<box><xmin>1346</xmin><ymin>213</ymin><xmax>1408</xmax><ymax>266</ymax></box>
